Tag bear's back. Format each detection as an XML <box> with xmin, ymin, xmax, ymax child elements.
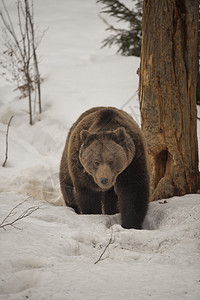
<box><xmin>70</xmin><ymin>106</ymin><xmax>141</xmax><ymax>137</ymax></box>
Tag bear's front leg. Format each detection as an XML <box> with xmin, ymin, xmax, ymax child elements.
<box><xmin>75</xmin><ymin>187</ymin><xmax>102</xmax><ymax>214</ymax></box>
<box><xmin>102</xmin><ymin>188</ymin><xmax>119</xmax><ymax>215</ymax></box>
<box><xmin>115</xmin><ymin>182</ymin><xmax>149</xmax><ymax>229</ymax></box>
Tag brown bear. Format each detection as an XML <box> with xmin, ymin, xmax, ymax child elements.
<box><xmin>59</xmin><ymin>107</ymin><xmax>149</xmax><ymax>229</ymax></box>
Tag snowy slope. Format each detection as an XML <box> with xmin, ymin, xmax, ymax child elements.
<box><xmin>0</xmin><ymin>192</ymin><xmax>200</xmax><ymax>300</ymax></box>
<box><xmin>0</xmin><ymin>1</ymin><xmax>200</xmax><ymax>299</ymax></box>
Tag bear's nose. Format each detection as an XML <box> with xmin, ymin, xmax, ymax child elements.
<box><xmin>100</xmin><ymin>177</ymin><xmax>108</xmax><ymax>185</ymax></box>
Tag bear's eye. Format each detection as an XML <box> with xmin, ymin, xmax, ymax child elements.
<box><xmin>108</xmin><ymin>160</ymin><xmax>114</xmax><ymax>166</ymax></box>
<box><xmin>94</xmin><ymin>161</ymin><xmax>100</xmax><ymax>166</ymax></box>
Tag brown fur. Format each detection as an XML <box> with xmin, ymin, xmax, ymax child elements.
<box><xmin>59</xmin><ymin>107</ymin><xmax>149</xmax><ymax>229</ymax></box>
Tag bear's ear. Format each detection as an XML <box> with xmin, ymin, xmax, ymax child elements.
<box><xmin>80</xmin><ymin>130</ymin><xmax>90</xmax><ymax>142</ymax></box>
<box><xmin>114</xmin><ymin>127</ymin><xmax>126</xmax><ymax>142</ymax></box>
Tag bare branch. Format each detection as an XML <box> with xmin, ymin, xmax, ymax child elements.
<box><xmin>1</xmin><ymin>0</ymin><xmax>16</xmax><ymax>37</ymax></box>
<box><xmin>94</xmin><ymin>226</ymin><xmax>114</xmax><ymax>264</ymax></box>
<box><xmin>98</xmin><ymin>14</ymin><xmax>121</xmax><ymax>33</ymax></box>
<box><xmin>0</xmin><ymin>0</ymin><xmax>44</xmax><ymax>124</ymax></box>
<box><xmin>25</xmin><ymin>0</ymin><xmax>42</xmax><ymax>114</ymax></box>
<box><xmin>0</xmin><ymin>1</ymin><xmax>24</xmax><ymax>62</ymax></box>
<box><xmin>2</xmin><ymin>115</ymin><xmax>13</xmax><ymax>167</ymax></box>
<box><xmin>0</xmin><ymin>197</ymin><xmax>29</xmax><ymax>227</ymax></box>
<box><xmin>0</xmin><ymin>196</ymin><xmax>42</xmax><ymax>230</ymax></box>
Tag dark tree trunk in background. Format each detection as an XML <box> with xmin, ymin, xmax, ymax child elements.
<box><xmin>139</xmin><ymin>0</ymin><xmax>199</xmax><ymax>200</ymax></box>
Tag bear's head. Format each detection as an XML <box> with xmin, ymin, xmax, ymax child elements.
<box><xmin>79</xmin><ymin>127</ymin><xmax>135</xmax><ymax>190</ymax></box>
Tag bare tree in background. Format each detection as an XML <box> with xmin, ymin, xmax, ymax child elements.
<box><xmin>0</xmin><ymin>0</ymin><xmax>43</xmax><ymax>125</ymax></box>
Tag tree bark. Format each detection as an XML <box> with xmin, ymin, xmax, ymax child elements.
<box><xmin>139</xmin><ymin>0</ymin><xmax>199</xmax><ymax>200</ymax></box>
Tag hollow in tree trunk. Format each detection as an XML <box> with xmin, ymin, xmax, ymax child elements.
<box><xmin>139</xmin><ymin>0</ymin><xmax>199</xmax><ymax>200</ymax></box>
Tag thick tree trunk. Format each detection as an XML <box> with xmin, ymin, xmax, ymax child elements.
<box><xmin>139</xmin><ymin>0</ymin><xmax>199</xmax><ymax>200</ymax></box>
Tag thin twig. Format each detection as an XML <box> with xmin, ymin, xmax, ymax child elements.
<box><xmin>98</xmin><ymin>14</ymin><xmax>121</xmax><ymax>33</ymax></box>
<box><xmin>94</xmin><ymin>226</ymin><xmax>114</xmax><ymax>264</ymax></box>
<box><xmin>0</xmin><ymin>196</ymin><xmax>42</xmax><ymax>230</ymax></box>
<box><xmin>0</xmin><ymin>197</ymin><xmax>29</xmax><ymax>227</ymax></box>
<box><xmin>1</xmin><ymin>0</ymin><xmax>16</xmax><ymax>37</ymax></box>
<box><xmin>2</xmin><ymin>115</ymin><xmax>13</xmax><ymax>167</ymax></box>
<box><xmin>26</xmin><ymin>0</ymin><xmax>42</xmax><ymax>114</ymax></box>
<box><xmin>0</xmin><ymin>1</ymin><xmax>24</xmax><ymax>62</ymax></box>
<box><xmin>0</xmin><ymin>0</ymin><xmax>43</xmax><ymax>123</ymax></box>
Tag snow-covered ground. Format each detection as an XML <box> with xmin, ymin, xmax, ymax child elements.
<box><xmin>0</xmin><ymin>1</ymin><xmax>200</xmax><ymax>299</ymax></box>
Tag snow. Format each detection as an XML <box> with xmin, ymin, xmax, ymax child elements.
<box><xmin>0</xmin><ymin>1</ymin><xmax>200</xmax><ymax>299</ymax></box>
<box><xmin>0</xmin><ymin>193</ymin><xmax>200</xmax><ymax>300</ymax></box>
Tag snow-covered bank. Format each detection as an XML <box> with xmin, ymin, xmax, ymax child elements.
<box><xmin>0</xmin><ymin>192</ymin><xmax>200</xmax><ymax>300</ymax></box>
